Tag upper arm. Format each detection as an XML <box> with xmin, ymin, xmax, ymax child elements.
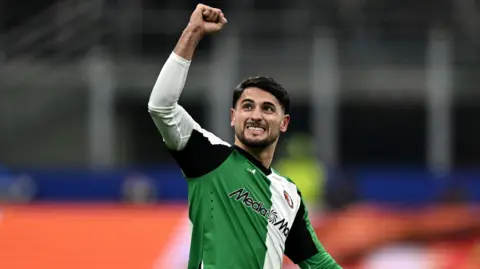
<box><xmin>149</xmin><ymin>104</ymin><xmax>199</xmax><ymax>151</ymax></box>
<box><xmin>147</xmin><ymin>52</ymin><xmax>232</xmax><ymax>178</ymax></box>
<box><xmin>285</xmin><ymin>196</ymin><xmax>342</xmax><ymax>269</ymax></box>
<box><xmin>149</xmin><ymin>106</ymin><xmax>232</xmax><ymax>178</ymax></box>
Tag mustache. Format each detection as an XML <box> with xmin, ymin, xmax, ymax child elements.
<box><xmin>244</xmin><ymin>121</ymin><xmax>267</xmax><ymax>129</ymax></box>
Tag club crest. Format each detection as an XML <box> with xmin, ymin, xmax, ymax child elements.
<box><xmin>283</xmin><ymin>190</ymin><xmax>294</xmax><ymax>209</ymax></box>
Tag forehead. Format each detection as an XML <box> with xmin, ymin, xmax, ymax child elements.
<box><xmin>238</xmin><ymin>87</ymin><xmax>280</xmax><ymax>105</ymax></box>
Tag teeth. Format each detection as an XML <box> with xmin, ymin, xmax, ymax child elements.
<box><xmin>247</xmin><ymin>126</ymin><xmax>265</xmax><ymax>131</ymax></box>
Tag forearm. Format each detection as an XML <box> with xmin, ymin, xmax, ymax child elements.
<box><xmin>148</xmin><ymin>24</ymin><xmax>203</xmax><ymax>108</ymax></box>
<box><xmin>173</xmin><ymin>25</ymin><xmax>204</xmax><ymax>61</ymax></box>
<box><xmin>298</xmin><ymin>251</ymin><xmax>342</xmax><ymax>269</ymax></box>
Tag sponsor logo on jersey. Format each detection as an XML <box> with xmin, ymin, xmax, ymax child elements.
<box><xmin>228</xmin><ymin>188</ymin><xmax>290</xmax><ymax>237</ymax></box>
<box><xmin>283</xmin><ymin>190</ymin><xmax>294</xmax><ymax>209</ymax></box>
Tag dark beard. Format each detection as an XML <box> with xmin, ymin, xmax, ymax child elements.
<box><xmin>235</xmin><ymin>129</ymin><xmax>278</xmax><ymax>149</ymax></box>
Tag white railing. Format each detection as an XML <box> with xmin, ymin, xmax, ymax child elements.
<box><xmin>0</xmin><ymin>0</ymin><xmax>109</xmax><ymax>157</ymax></box>
<box><xmin>2</xmin><ymin>0</ymin><xmax>104</xmax><ymax>62</ymax></box>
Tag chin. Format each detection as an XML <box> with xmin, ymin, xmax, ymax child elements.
<box><xmin>242</xmin><ymin>137</ymin><xmax>274</xmax><ymax>149</ymax></box>
<box><xmin>244</xmin><ymin>141</ymin><xmax>269</xmax><ymax>149</ymax></box>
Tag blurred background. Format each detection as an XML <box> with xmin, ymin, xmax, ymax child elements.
<box><xmin>0</xmin><ymin>0</ymin><xmax>480</xmax><ymax>268</ymax></box>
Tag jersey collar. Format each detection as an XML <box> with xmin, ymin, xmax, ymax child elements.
<box><xmin>233</xmin><ymin>145</ymin><xmax>272</xmax><ymax>175</ymax></box>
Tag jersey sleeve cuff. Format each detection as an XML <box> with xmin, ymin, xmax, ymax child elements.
<box><xmin>170</xmin><ymin>52</ymin><xmax>192</xmax><ymax>67</ymax></box>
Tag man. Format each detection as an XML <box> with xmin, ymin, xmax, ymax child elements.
<box><xmin>148</xmin><ymin>4</ymin><xmax>341</xmax><ymax>269</ymax></box>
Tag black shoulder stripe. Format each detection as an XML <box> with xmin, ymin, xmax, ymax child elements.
<box><xmin>284</xmin><ymin>201</ymin><xmax>319</xmax><ymax>263</ymax></box>
<box><xmin>169</xmin><ymin>129</ymin><xmax>233</xmax><ymax>178</ymax></box>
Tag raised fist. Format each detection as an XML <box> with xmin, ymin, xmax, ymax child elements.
<box><xmin>188</xmin><ymin>4</ymin><xmax>227</xmax><ymax>35</ymax></box>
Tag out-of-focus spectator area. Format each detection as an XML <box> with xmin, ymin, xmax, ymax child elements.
<box><xmin>0</xmin><ymin>0</ymin><xmax>479</xmax><ymax>268</ymax></box>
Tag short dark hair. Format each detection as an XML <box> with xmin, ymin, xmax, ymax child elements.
<box><xmin>232</xmin><ymin>76</ymin><xmax>290</xmax><ymax>114</ymax></box>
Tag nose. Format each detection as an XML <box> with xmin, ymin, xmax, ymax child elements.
<box><xmin>250</xmin><ymin>107</ymin><xmax>262</xmax><ymax>120</ymax></box>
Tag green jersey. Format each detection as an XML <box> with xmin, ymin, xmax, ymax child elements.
<box><xmin>148</xmin><ymin>52</ymin><xmax>341</xmax><ymax>269</ymax></box>
<box><xmin>167</xmin><ymin>128</ymin><xmax>340</xmax><ymax>269</ymax></box>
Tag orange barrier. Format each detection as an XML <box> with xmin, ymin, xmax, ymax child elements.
<box><xmin>0</xmin><ymin>204</ymin><xmax>188</xmax><ymax>269</ymax></box>
<box><xmin>0</xmin><ymin>204</ymin><xmax>478</xmax><ymax>269</ymax></box>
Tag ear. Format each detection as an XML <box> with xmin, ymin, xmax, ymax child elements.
<box><xmin>230</xmin><ymin>108</ymin><xmax>236</xmax><ymax>127</ymax></box>
<box><xmin>280</xmin><ymin>114</ymin><xmax>290</xmax><ymax>133</ymax></box>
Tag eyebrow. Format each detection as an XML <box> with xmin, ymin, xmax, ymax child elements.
<box><xmin>241</xmin><ymin>98</ymin><xmax>277</xmax><ymax>108</ymax></box>
<box><xmin>241</xmin><ymin>98</ymin><xmax>255</xmax><ymax>104</ymax></box>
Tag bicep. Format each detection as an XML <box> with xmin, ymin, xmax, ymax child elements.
<box><xmin>284</xmin><ymin>199</ymin><xmax>320</xmax><ymax>263</ymax></box>
<box><xmin>149</xmin><ymin>104</ymin><xmax>199</xmax><ymax>151</ymax></box>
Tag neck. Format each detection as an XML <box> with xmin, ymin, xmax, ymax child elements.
<box><xmin>234</xmin><ymin>138</ymin><xmax>277</xmax><ymax>169</ymax></box>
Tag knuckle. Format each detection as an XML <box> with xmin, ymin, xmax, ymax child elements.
<box><xmin>197</xmin><ymin>4</ymin><xmax>209</xmax><ymax>10</ymax></box>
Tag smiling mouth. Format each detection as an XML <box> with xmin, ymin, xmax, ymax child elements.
<box><xmin>245</xmin><ymin>125</ymin><xmax>267</xmax><ymax>136</ymax></box>
<box><xmin>246</xmin><ymin>126</ymin><xmax>266</xmax><ymax>132</ymax></box>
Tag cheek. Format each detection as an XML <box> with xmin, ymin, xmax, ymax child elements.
<box><xmin>233</xmin><ymin>114</ymin><xmax>245</xmax><ymax>127</ymax></box>
<box><xmin>233</xmin><ymin>118</ymin><xmax>243</xmax><ymax>130</ymax></box>
<box><xmin>235</xmin><ymin>122</ymin><xmax>243</xmax><ymax>130</ymax></box>
<box><xmin>267</xmin><ymin>120</ymin><xmax>282</xmax><ymax>132</ymax></box>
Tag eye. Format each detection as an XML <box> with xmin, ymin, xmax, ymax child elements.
<box><xmin>263</xmin><ymin>106</ymin><xmax>275</xmax><ymax>113</ymax></box>
<box><xmin>242</xmin><ymin>103</ymin><xmax>253</xmax><ymax>110</ymax></box>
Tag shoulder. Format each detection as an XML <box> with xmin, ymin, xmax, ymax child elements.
<box><xmin>193</xmin><ymin>127</ymin><xmax>231</xmax><ymax>147</ymax></box>
<box><xmin>271</xmin><ymin>168</ymin><xmax>299</xmax><ymax>192</ymax></box>
<box><xmin>170</xmin><ymin>127</ymin><xmax>233</xmax><ymax>179</ymax></box>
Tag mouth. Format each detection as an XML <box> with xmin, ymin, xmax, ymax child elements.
<box><xmin>245</xmin><ymin>125</ymin><xmax>266</xmax><ymax>135</ymax></box>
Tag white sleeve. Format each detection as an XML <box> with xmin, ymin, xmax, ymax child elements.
<box><xmin>147</xmin><ymin>52</ymin><xmax>200</xmax><ymax>151</ymax></box>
